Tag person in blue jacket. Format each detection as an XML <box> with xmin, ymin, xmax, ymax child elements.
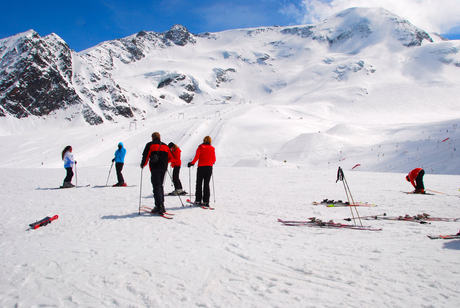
<box><xmin>112</xmin><ymin>142</ymin><xmax>127</xmax><ymax>186</ymax></box>
<box><xmin>61</xmin><ymin>145</ymin><xmax>76</xmax><ymax>188</ymax></box>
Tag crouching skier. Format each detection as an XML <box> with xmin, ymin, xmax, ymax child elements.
<box><xmin>406</xmin><ymin>168</ymin><xmax>425</xmax><ymax>194</ymax></box>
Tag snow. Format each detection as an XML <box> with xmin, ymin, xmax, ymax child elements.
<box><xmin>2</xmin><ymin>7</ymin><xmax>460</xmax><ymax>307</ymax></box>
<box><xmin>1</xmin><ymin>109</ymin><xmax>460</xmax><ymax>307</ymax></box>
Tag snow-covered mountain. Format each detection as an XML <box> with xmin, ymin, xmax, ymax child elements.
<box><xmin>1</xmin><ymin>7</ymin><xmax>460</xmax><ymax>174</ymax></box>
<box><xmin>1</xmin><ymin>7</ymin><xmax>458</xmax><ymax>125</ymax></box>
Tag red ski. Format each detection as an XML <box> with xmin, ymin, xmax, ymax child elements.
<box><xmin>29</xmin><ymin>215</ymin><xmax>59</xmax><ymax>230</ymax></box>
<box><xmin>427</xmin><ymin>234</ymin><xmax>460</xmax><ymax>240</ymax></box>
<box><xmin>140</xmin><ymin>206</ymin><xmax>173</xmax><ymax>219</ymax></box>
<box><xmin>186</xmin><ymin>199</ymin><xmax>215</xmax><ymax>210</ymax></box>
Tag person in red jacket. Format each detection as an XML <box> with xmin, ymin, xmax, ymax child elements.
<box><xmin>406</xmin><ymin>168</ymin><xmax>425</xmax><ymax>194</ymax></box>
<box><xmin>188</xmin><ymin>136</ymin><xmax>216</xmax><ymax>207</ymax></box>
<box><xmin>168</xmin><ymin>142</ymin><xmax>185</xmax><ymax>195</ymax></box>
<box><xmin>140</xmin><ymin>132</ymin><xmax>173</xmax><ymax>215</ymax></box>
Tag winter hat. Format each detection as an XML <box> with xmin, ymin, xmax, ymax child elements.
<box><xmin>168</xmin><ymin>142</ymin><xmax>175</xmax><ymax>148</ymax></box>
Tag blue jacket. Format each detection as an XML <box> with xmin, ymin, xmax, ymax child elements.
<box><xmin>114</xmin><ymin>142</ymin><xmax>126</xmax><ymax>163</ymax></box>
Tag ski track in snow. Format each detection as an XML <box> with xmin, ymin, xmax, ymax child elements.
<box><xmin>1</xmin><ymin>165</ymin><xmax>460</xmax><ymax>307</ymax></box>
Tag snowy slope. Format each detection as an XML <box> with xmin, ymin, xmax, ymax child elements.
<box><xmin>1</xmin><ymin>165</ymin><xmax>460</xmax><ymax>307</ymax></box>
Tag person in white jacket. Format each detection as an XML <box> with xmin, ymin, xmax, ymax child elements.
<box><xmin>61</xmin><ymin>145</ymin><xmax>76</xmax><ymax>188</ymax></box>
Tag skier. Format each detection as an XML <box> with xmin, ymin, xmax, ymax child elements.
<box><xmin>168</xmin><ymin>142</ymin><xmax>185</xmax><ymax>195</ymax></box>
<box><xmin>140</xmin><ymin>132</ymin><xmax>173</xmax><ymax>215</ymax></box>
<box><xmin>61</xmin><ymin>145</ymin><xmax>76</xmax><ymax>188</ymax></box>
<box><xmin>187</xmin><ymin>136</ymin><xmax>216</xmax><ymax>207</ymax></box>
<box><xmin>112</xmin><ymin>142</ymin><xmax>127</xmax><ymax>187</ymax></box>
<box><xmin>406</xmin><ymin>168</ymin><xmax>425</xmax><ymax>194</ymax></box>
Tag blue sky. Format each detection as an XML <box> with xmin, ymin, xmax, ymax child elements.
<box><xmin>1</xmin><ymin>0</ymin><xmax>459</xmax><ymax>52</ymax></box>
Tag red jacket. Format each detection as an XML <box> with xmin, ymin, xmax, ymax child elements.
<box><xmin>191</xmin><ymin>144</ymin><xmax>216</xmax><ymax>167</ymax></box>
<box><xmin>407</xmin><ymin>168</ymin><xmax>423</xmax><ymax>188</ymax></box>
<box><xmin>141</xmin><ymin>140</ymin><xmax>173</xmax><ymax>170</ymax></box>
<box><xmin>170</xmin><ymin>147</ymin><xmax>182</xmax><ymax>168</ymax></box>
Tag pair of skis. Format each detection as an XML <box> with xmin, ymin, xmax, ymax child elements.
<box><xmin>139</xmin><ymin>199</ymin><xmax>216</xmax><ymax>219</ymax></box>
<box><xmin>186</xmin><ymin>199</ymin><xmax>215</xmax><ymax>210</ymax></box>
<box><xmin>278</xmin><ymin>218</ymin><xmax>382</xmax><ymax>231</ymax></box>
<box><xmin>313</xmin><ymin>199</ymin><xmax>377</xmax><ymax>207</ymax></box>
<box><xmin>140</xmin><ymin>206</ymin><xmax>174</xmax><ymax>219</ymax></box>
<box><xmin>344</xmin><ymin>213</ymin><xmax>460</xmax><ymax>223</ymax></box>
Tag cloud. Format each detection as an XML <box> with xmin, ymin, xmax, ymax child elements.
<box><xmin>283</xmin><ymin>0</ymin><xmax>460</xmax><ymax>34</ymax></box>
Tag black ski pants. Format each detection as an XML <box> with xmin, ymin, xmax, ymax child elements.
<box><xmin>415</xmin><ymin>169</ymin><xmax>425</xmax><ymax>190</ymax></box>
<box><xmin>195</xmin><ymin>166</ymin><xmax>213</xmax><ymax>203</ymax></box>
<box><xmin>64</xmin><ymin>167</ymin><xmax>73</xmax><ymax>183</ymax></box>
<box><xmin>116</xmin><ymin>162</ymin><xmax>124</xmax><ymax>185</ymax></box>
<box><xmin>172</xmin><ymin>166</ymin><xmax>182</xmax><ymax>190</ymax></box>
<box><xmin>150</xmin><ymin>169</ymin><xmax>166</xmax><ymax>208</ymax></box>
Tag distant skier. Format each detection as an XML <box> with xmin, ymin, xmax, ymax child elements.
<box><xmin>168</xmin><ymin>142</ymin><xmax>185</xmax><ymax>195</ymax></box>
<box><xmin>406</xmin><ymin>168</ymin><xmax>425</xmax><ymax>194</ymax></box>
<box><xmin>112</xmin><ymin>142</ymin><xmax>127</xmax><ymax>187</ymax></box>
<box><xmin>61</xmin><ymin>145</ymin><xmax>76</xmax><ymax>188</ymax></box>
<box><xmin>140</xmin><ymin>132</ymin><xmax>173</xmax><ymax>215</ymax></box>
<box><xmin>188</xmin><ymin>136</ymin><xmax>216</xmax><ymax>207</ymax></box>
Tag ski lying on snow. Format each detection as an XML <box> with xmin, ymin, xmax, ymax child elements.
<box><xmin>345</xmin><ymin>213</ymin><xmax>459</xmax><ymax>222</ymax></box>
<box><xmin>186</xmin><ymin>199</ymin><xmax>215</xmax><ymax>210</ymax></box>
<box><xmin>312</xmin><ymin>199</ymin><xmax>377</xmax><ymax>207</ymax></box>
<box><xmin>278</xmin><ymin>218</ymin><xmax>382</xmax><ymax>231</ymax></box>
<box><xmin>427</xmin><ymin>234</ymin><xmax>460</xmax><ymax>240</ymax></box>
<box><xmin>29</xmin><ymin>215</ymin><xmax>59</xmax><ymax>229</ymax></box>
<box><xmin>140</xmin><ymin>206</ymin><xmax>173</xmax><ymax>219</ymax></box>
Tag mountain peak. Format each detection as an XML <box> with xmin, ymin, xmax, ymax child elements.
<box><xmin>164</xmin><ymin>24</ymin><xmax>196</xmax><ymax>46</ymax></box>
<box><xmin>324</xmin><ymin>7</ymin><xmax>433</xmax><ymax>48</ymax></box>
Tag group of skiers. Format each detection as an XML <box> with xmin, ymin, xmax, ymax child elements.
<box><xmin>61</xmin><ymin>133</ymin><xmax>216</xmax><ymax>215</ymax></box>
<box><xmin>62</xmin><ymin>136</ymin><xmax>425</xmax><ymax>215</ymax></box>
<box><xmin>140</xmin><ymin>133</ymin><xmax>216</xmax><ymax>215</ymax></box>
<box><xmin>61</xmin><ymin>143</ymin><xmax>127</xmax><ymax>188</ymax></box>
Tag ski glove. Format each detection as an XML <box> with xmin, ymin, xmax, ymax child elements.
<box><xmin>187</xmin><ymin>162</ymin><xmax>194</xmax><ymax>168</ymax></box>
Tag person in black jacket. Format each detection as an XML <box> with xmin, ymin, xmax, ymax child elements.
<box><xmin>140</xmin><ymin>132</ymin><xmax>173</xmax><ymax>215</ymax></box>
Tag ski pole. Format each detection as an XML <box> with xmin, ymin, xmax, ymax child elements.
<box><xmin>189</xmin><ymin>162</ymin><xmax>192</xmax><ymax>206</ymax></box>
<box><xmin>106</xmin><ymin>161</ymin><xmax>114</xmax><ymax>186</ymax></box>
<box><xmin>139</xmin><ymin>168</ymin><xmax>143</xmax><ymax>215</ymax></box>
<box><xmin>426</xmin><ymin>189</ymin><xmax>446</xmax><ymax>195</ymax></box>
<box><xmin>75</xmin><ymin>162</ymin><xmax>78</xmax><ymax>187</ymax></box>
<box><xmin>170</xmin><ymin>166</ymin><xmax>174</xmax><ymax>188</ymax></box>
<box><xmin>336</xmin><ymin>167</ymin><xmax>362</xmax><ymax>226</ymax></box>
<box><xmin>211</xmin><ymin>172</ymin><xmax>216</xmax><ymax>203</ymax></box>
<box><xmin>167</xmin><ymin>169</ymin><xmax>184</xmax><ymax>207</ymax></box>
